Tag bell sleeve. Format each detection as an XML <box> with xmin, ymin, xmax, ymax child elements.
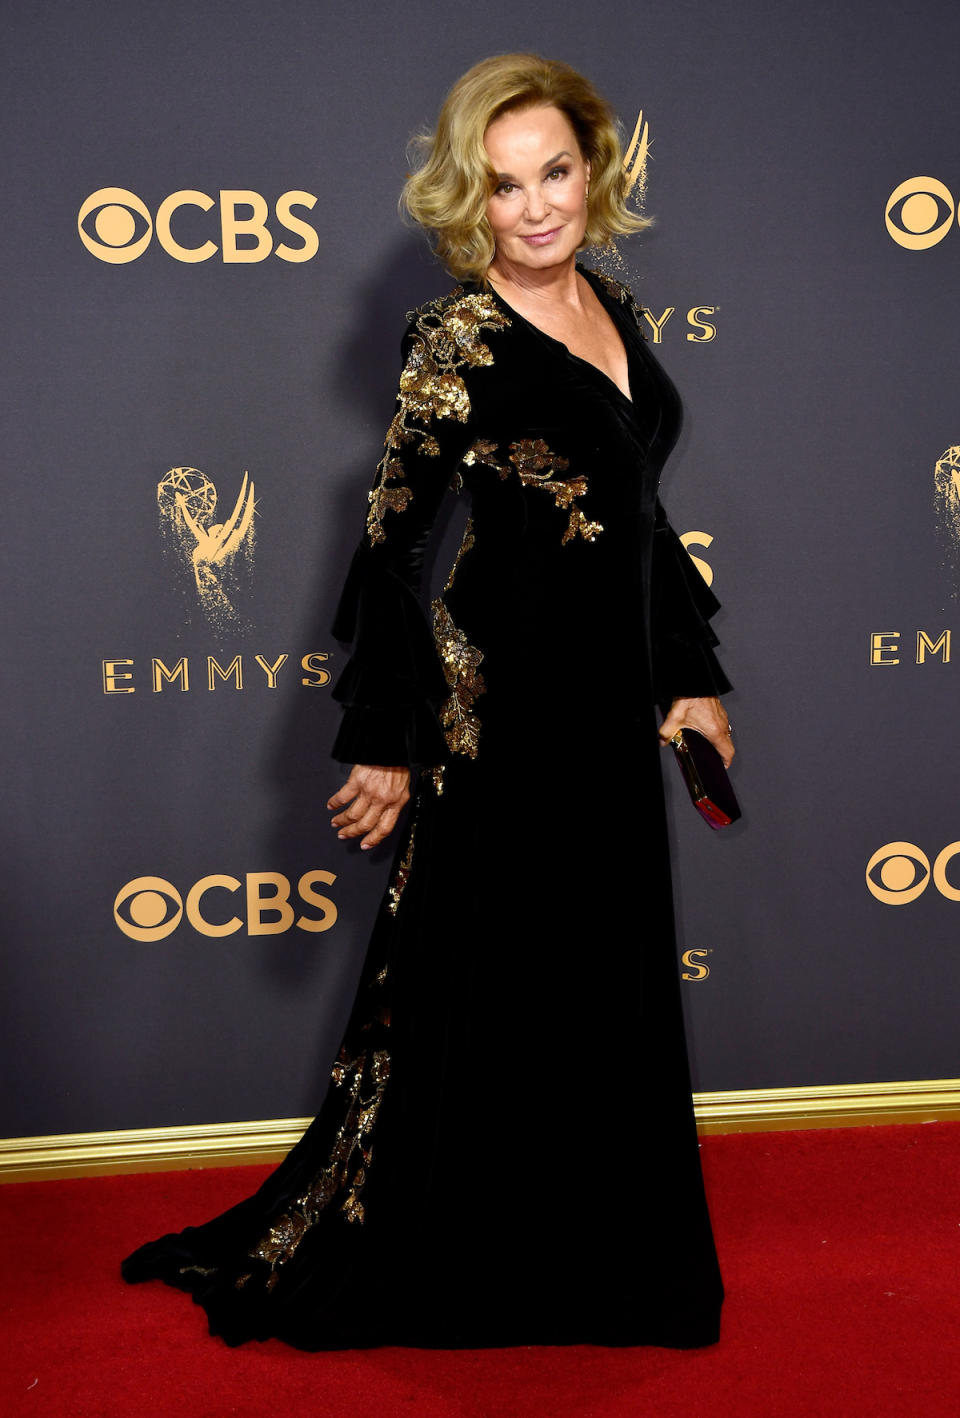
<box><xmin>330</xmin><ymin>319</ymin><xmax>476</xmax><ymax>768</ymax></box>
<box><xmin>650</xmin><ymin>497</ymin><xmax>732</xmax><ymax>708</ymax></box>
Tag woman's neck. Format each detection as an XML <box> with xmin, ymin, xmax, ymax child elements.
<box><xmin>485</xmin><ymin>255</ymin><xmax>585</xmax><ymax>317</ymax></box>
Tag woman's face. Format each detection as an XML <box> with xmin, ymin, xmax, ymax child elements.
<box><xmin>483</xmin><ymin>104</ymin><xmax>590</xmax><ymax>276</ymax></box>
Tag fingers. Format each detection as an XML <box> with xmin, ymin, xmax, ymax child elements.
<box><xmin>326</xmin><ymin>770</ymin><xmax>362</xmax><ymax>812</ymax></box>
<box><xmin>356</xmin><ymin>800</ymin><xmax>405</xmax><ymax>850</ymax></box>
<box><xmin>658</xmin><ymin>697</ymin><xmax>695</xmax><ymax>745</ymax></box>
<box><xmin>659</xmin><ymin>697</ymin><xmax>735</xmax><ymax>768</ymax></box>
<box><xmin>698</xmin><ymin>697</ymin><xmax>735</xmax><ymax>768</ymax></box>
<box><xmin>330</xmin><ymin>791</ymin><xmax>373</xmax><ymax>834</ymax></box>
<box><xmin>328</xmin><ymin>765</ymin><xmax>411</xmax><ymax>849</ymax></box>
<box><xmin>331</xmin><ymin>792</ymin><xmax>385</xmax><ymax>849</ymax></box>
<box><xmin>711</xmin><ymin>727</ymin><xmax>735</xmax><ymax>769</ymax></box>
<box><xmin>657</xmin><ymin>704</ymin><xmax>685</xmax><ymax>744</ymax></box>
<box><xmin>336</xmin><ymin>796</ymin><xmax>406</xmax><ymax>850</ymax></box>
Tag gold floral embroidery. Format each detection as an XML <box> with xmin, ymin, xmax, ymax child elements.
<box><xmin>365</xmin><ymin>293</ymin><xmax>510</xmax><ymax>544</ymax></box>
<box><xmin>461</xmin><ymin>438</ymin><xmax>501</xmax><ymax>471</ymax></box>
<box><xmin>444</xmin><ymin>516</ymin><xmax>475</xmax><ymax>592</ymax></box>
<box><xmin>386</xmin><ymin>819</ymin><xmax>416</xmax><ymax>916</ymax></box>
<box><xmin>431</xmin><ymin>597</ymin><xmax>485</xmax><ymax>758</ymax></box>
<box><xmin>425</xmin><ymin>765</ymin><xmax>445</xmax><ymax>796</ymax></box>
<box><xmin>243</xmin><ymin>966</ymin><xmax>392</xmax><ymax>1288</ymax></box>
<box><xmin>589</xmin><ymin>268</ymin><xmax>647</xmax><ymax>335</ymax></box>
<box><xmin>592</xmin><ymin>268</ymin><xmax>630</xmax><ymax>304</ymax></box>
<box><xmin>463</xmin><ymin>437</ymin><xmax>603</xmax><ymax>545</ymax></box>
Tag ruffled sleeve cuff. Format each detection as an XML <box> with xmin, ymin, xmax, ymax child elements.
<box><xmin>330</xmin><ymin>543</ymin><xmax>449</xmax><ymax>768</ymax></box>
<box><xmin>651</xmin><ymin>513</ymin><xmax>733</xmax><ymax>707</ymax></box>
<box><xmin>330</xmin><ymin>702</ymin><xmax>448</xmax><ymax>768</ymax></box>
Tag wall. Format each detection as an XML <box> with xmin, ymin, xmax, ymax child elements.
<box><xmin>3</xmin><ymin>0</ymin><xmax>958</xmax><ymax>1139</ymax></box>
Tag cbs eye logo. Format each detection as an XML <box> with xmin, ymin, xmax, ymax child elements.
<box><xmin>885</xmin><ymin>177</ymin><xmax>957</xmax><ymax>250</ymax></box>
<box><xmin>77</xmin><ymin>187</ymin><xmax>319</xmax><ymax>264</ymax></box>
<box><xmin>113</xmin><ymin>870</ymin><xmax>338</xmax><ymax>940</ymax></box>
<box><xmin>865</xmin><ymin>841</ymin><xmax>960</xmax><ymax>905</ymax></box>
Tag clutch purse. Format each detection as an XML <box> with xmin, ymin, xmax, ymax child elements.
<box><xmin>669</xmin><ymin>727</ymin><xmax>741</xmax><ymax>830</ymax></box>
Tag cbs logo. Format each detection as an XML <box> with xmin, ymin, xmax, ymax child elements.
<box><xmin>114</xmin><ymin>870</ymin><xmax>337</xmax><ymax>941</ymax></box>
<box><xmin>885</xmin><ymin>177</ymin><xmax>957</xmax><ymax>250</ymax></box>
<box><xmin>78</xmin><ymin>187</ymin><xmax>319</xmax><ymax>264</ymax></box>
<box><xmin>865</xmin><ymin>841</ymin><xmax>960</xmax><ymax>905</ymax></box>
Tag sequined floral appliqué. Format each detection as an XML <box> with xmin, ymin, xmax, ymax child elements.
<box><xmin>444</xmin><ymin>516</ymin><xmax>475</xmax><ymax>592</ymax></box>
<box><xmin>238</xmin><ymin>964</ymin><xmax>392</xmax><ymax>1291</ymax></box>
<box><xmin>463</xmin><ymin>438</ymin><xmax>603</xmax><ymax>545</ymax></box>
<box><xmin>425</xmin><ymin>765</ymin><xmax>445</xmax><ymax>795</ymax></box>
<box><xmin>365</xmin><ymin>293</ymin><xmax>510</xmax><ymax>544</ymax></box>
<box><xmin>589</xmin><ymin>268</ymin><xmax>648</xmax><ymax>338</ymax></box>
<box><xmin>431</xmin><ymin>597</ymin><xmax>485</xmax><ymax>758</ymax></box>
<box><xmin>387</xmin><ymin>819</ymin><xmax>416</xmax><ymax>916</ymax></box>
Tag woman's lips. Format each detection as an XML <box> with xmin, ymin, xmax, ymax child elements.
<box><xmin>521</xmin><ymin>227</ymin><xmax>562</xmax><ymax>246</ymax></box>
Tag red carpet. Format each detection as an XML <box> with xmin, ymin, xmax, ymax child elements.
<box><xmin>2</xmin><ymin>1120</ymin><xmax>959</xmax><ymax>1417</ymax></box>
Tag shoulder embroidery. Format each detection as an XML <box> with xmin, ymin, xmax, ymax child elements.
<box><xmin>366</xmin><ymin>291</ymin><xmax>511</xmax><ymax>544</ymax></box>
<box><xmin>589</xmin><ymin>268</ymin><xmax>648</xmax><ymax>339</ymax></box>
<box><xmin>463</xmin><ymin>438</ymin><xmax>604</xmax><ymax>546</ymax></box>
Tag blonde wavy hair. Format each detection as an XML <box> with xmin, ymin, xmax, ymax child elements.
<box><xmin>402</xmin><ymin>53</ymin><xmax>650</xmax><ymax>283</ymax></box>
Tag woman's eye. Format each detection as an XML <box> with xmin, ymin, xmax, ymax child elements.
<box><xmin>546</xmin><ymin>167</ymin><xmax>569</xmax><ymax>181</ymax></box>
<box><xmin>496</xmin><ymin>182</ymin><xmax>516</xmax><ymax>195</ymax></box>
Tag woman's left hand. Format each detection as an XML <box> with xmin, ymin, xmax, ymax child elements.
<box><xmin>658</xmin><ymin>696</ymin><xmax>734</xmax><ymax>768</ymax></box>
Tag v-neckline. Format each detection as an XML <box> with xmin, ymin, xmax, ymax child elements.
<box><xmin>484</xmin><ymin>266</ymin><xmax>635</xmax><ymax>407</ymax></box>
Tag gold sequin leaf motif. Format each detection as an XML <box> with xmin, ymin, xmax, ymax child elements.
<box><xmin>464</xmin><ymin>438</ymin><xmax>603</xmax><ymax>546</ymax></box>
<box><xmin>365</xmin><ymin>293</ymin><xmax>510</xmax><ymax>544</ymax></box>
<box><xmin>431</xmin><ymin>597</ymin><xmax>485</xmax><ymax>759</ymax></box>
<box><xmin>590</xmin><ymin>269</ymin><xmax>647</xmax><ymax>335</ymax></box>
<box><xmin>386</xmin><ymin>819</ymin><xmax>416</xmax><ymax>916</ymax></box>
<box><xmin>243</xmin><ymin>976</ymin><xmax>392</xmax><ymax>1289</ymax></box>
<box><xmin>444</xmin><ymin>516</ymin><xmax>475</xmax><ymax>592</ymax></box>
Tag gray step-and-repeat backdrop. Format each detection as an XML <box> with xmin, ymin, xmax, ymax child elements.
<box><xmin>3</xmin><ymin>0</ymin><xmax>958</xmax><ymax>1141</ymax></box>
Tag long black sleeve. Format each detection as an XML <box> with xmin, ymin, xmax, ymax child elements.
<box><xmin>330</xmin><ymin>311</ymin><xmax>478</xmax><ymax>766</ymax></box>
<box><xmin>650</xmin><ymin>497</ymin><xmax>732</xmax><ymax>707</ymax></box>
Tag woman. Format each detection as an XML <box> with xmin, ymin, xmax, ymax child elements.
<box><xmin>123</xmin><ymin>53</ymin><xmax>734</xmax><ymax>1351</ymax></box>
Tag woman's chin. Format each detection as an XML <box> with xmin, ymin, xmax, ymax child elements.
<box><xmin>503</xmin><ymin>237</ymin><xmax>580</xmax><ymax>273</ymax></box>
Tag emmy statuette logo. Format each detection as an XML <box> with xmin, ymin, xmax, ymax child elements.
<box><xmin>98</xmin><ymin>464</ymin><xmax>334</xmax><ymax>689</ymax></box>
<box><xmin>622</xmin><ymin>109</ymin><xmax>650</xmax><ymax>206</ymax></box>
<box><xmin>158</xmin><ymin>466</ymin><xmax>256</xmax><ymax>633</ymax></box>
<box><xmin>934</xmin><ymin>445</ymin><xmax>960</xmax><ymax>590</ymax></box>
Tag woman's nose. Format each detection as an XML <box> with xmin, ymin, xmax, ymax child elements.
<box><xmin>524</xmin><ymin>188</ymin><xmax>549</xmax><ymax>222</ymax></box>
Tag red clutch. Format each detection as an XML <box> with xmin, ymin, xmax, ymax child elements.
<box><xmin>669</xmin><ymin>727</ymin><xmax>741</xmax><ymax>830</ymax></box>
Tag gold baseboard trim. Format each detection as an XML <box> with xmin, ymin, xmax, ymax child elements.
<box><xmin>3</xmin><ymin>1079</ymin><xmax>960</xmax><ymax>1183</ymax></box>
<box><xmin>694</xmin><ymin>1077</ymin><xmax>960</xmax><ymax>1134</ymax></box>
<box><xmin>0</xmin><ymin>1116</ymin><xmax>314</xmax><ymax>1184</ymax></box>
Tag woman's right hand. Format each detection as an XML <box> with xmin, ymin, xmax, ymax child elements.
<box><xmin>327</xmin><ymin>765</ymin><xmax>411</xmax><ymax>850</ymax></box>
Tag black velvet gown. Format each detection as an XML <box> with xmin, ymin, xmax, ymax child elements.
<box><xmin>122</xmin><ymin>264</ymin><xmax>732</xmax><ymax>1350</ymax></box>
